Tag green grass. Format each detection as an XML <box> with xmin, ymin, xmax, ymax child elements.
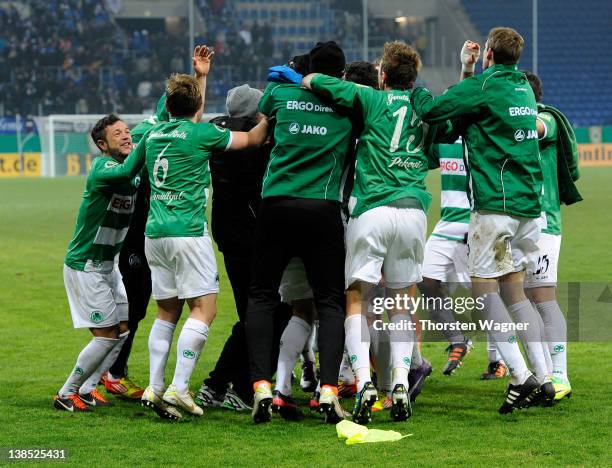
<box><xmin>1</xmin><ymin>169</ymin><xmax>611</xmax><ymax>467</ymax></box>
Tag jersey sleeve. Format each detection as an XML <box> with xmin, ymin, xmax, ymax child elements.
<box><xmin>537</xmin><ymin>111</ymin><xmax>558</xmax><ymax>143</ymax></box>
<box><xmin>90</xmin><ymin>136</ymin><xmax>148</xmax><ymax>187</ymax></box>
<box><xmin>309</xmin><ymin>74</ymin><xmax>370</xmax><ymax>114</ymax></box>
<box><xmin>259</xmin><ymin>83</ymin><xmax>280</xmax><ymax>117</ymax></box>
<box><xmin>155</xmin><ymin>93</ymin><xmax>169</xmax><ymax>122</ymax></box>
<box><xmin>411</xmin><ymin>78</ymin><xmax>484</xmax><ymax>123</ymax></box>
<box><xmin>196</xmin><ymin>123</ymin><xmax>232</xmax><ymax>152</ymax></box>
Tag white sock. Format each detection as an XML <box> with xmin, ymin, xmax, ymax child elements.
<box><xmin>536</xmin><ymin>300</ymin><xmax>568</xmax><ymax>380</ymax></box>
<box><xmin>482</xmin><ymin>293</ymin><xmax>531</xmax><ymax>385</ymax></box>
<box><xmin>344</xmin><ymin>314</ymin><xmax>371</xmax><ymax>392</ymax></box>
<box><xmin>148</xmin><ymin>319</ymin><xmax>176</xmax><ymax>393</ymax></box>
<box><xmin>275</xmin><ymin>316</ymin><xmax>312</xmax><ymax>395</ymax></box>
<box><xmin>79</xmin><ymin>331</ymin><xmax>128</xmax><ymax>395</ymax></box>
<box><xmin>338</xmin><ymin>350</ymin><xmax>356</xmax><ymax>384</ymax></box>
<box><xmin>59</xmin><ymin>337</ymin><xmax>117</xmax><ymax>397</ymax></box>
<box><xmin>389</xmin><ymin>314</ymin><xmax>414</xmax><ymax>389</ymax></box>
<box><xmin>172</xmin><ymin>318</ymin><xmax>209</xmax><ymax>393</ymax></box>
<box><xmin>486</xmin><ymin>334</ymin><xmax>502</xmax><ymax>362</ymax></box>
<box><xmin>369</xmin><ymin>323</ymin><xmax>391</xmax><ymax>393</ymax></box>
<box><xmin>532</xmin><ymin>305</ymin><xmax>553</xmax><ymax>376</ymax></box>
<box><xmin>429</xmin><ymin>303</ymin><xmax>465</xmax><ymax>344</ymax></box>
<box><xmin>301</xmin><ymin>324</ymin><xmax>317</xmax><ymax>363</ymax></box>
<box><xmin>508</xmin><ymin>300</ymin><xmax>550</xmax><ymax>383</ymax></box>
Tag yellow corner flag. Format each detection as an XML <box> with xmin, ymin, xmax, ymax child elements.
<box><xmin>336</xmin><ymin>420</ymin><xmax>413</xmax><ymax>445</ymax></box>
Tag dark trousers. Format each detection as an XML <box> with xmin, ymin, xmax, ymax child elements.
<box><xmin>246</xmin><ymin>197</ymin><xmax>346</xmax><ymax>386</ymax></box>
<box><xmin>111</xmin><ymin>252</ymin><xmax>151</xmax><ymax>377</ymax></box>
<box><xmin>205</xmin><ymin>199</ymin><xmax>291</xmax><ymax>402</ymax></box>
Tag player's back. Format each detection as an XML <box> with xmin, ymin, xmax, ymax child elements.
<box><xmin>350</xmin><ymin>87</ymin><xmax>433</xmax><ymax>216</ymax></box>
<box><xmin>259</xmin><ymin>83</ymin><xmax>352</xmax><ymax>201</ymax></box>
<box><xmin>464</xmin><ymin>65</ymin><xmax>542</xmax><ymax>217</ymax></box>
<box><xmin>144</xmin><ymin>118</ymin><xmax>231</xmax><ymax>238</ymax></box>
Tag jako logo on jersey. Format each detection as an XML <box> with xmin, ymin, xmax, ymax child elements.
<box><xmin>514</xmin><ymin>129</ymin><xmax>538</xmax><ymax>142</ymax></box>
<box><xmin>289</xmin><ymin>122</ymin><xmax>300</xmax><ymax>135</ymax></box>
<box><xmin>509</xmin><ymin>106</ymin><xmax>537</xmax><ymax>117</ymax></box>
<box><xmin>289</xmin><ymin>123</ymin><xmax>328</xmax><ymax>135</ymax></box>
<box><xmin>389</xmin><ymin>157</ymin><xmax>423</xmax><ymax>170</ymax></box>
<box><xmin>105</xmin><ymin>160</ymin><xmax>119</xmax><ymax>168</ymax></box>
<box><xmin>286</xmin><ymin>101</ymin><xmax>333</xmax><ymax>112</ymax></box>
<box><xmin>183</xmin><ymin>350</ymin><xmax>196</xmax><ymax>359</ymax></box>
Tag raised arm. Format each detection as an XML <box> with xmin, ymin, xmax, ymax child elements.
<box><xmin>193</xmin><ymin>45</ymin><xmax>214</xmax><ymax>112</ymax></box>
<box><xmin>459</xmin><ymin>40</ymin><xmax>480</xmax><ymax>81</ymax></box>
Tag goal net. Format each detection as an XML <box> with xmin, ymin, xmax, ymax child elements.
<box><xmin>35</xmin><ymin>113</ymin><xmax>221</xmax><ymax>177</ymax></box>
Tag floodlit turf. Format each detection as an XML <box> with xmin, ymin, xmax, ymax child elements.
<box><xmin>1</xmin><ymin>169</ymin><xmax>611</xmax><ymax>466</ymax></box>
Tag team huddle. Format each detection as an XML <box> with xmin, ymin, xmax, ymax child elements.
<box><xmin>54</xmin><ymin>27</ymin><xmax>581</xmax><ymax>425</ymax></box>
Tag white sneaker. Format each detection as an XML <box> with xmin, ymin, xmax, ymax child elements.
<box><xmin>141</xmin><ymin>386</ymin><xmax>182</xmax><ymax>420</ymax></box>
<box><xmin>163</xmin><ymin>384</ymin><xmax>203</xmax><ymax>416</ymax></box>
<box><xmin>319</xmin><ymin>386</ymin><xmax>347</xmax><ymax>424</ymax></box>
<box><xmin>252</xmin><ymin>382</ymin><xmax>273</xmax><ymax>424</ymax></box>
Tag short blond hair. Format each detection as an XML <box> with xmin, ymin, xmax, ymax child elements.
<box><xmin>486</xmin><ymin>27</ymin><xmax>524</xmax><ymax>65</ymax></box>
<box><xmin>166</xmin><ymin>73</ymin><xmax>202</xmax><ymax>117</ymax></box>
<box><xmin>380</xmin><ymin>41</ymin><xmax>422</xmax><ymax>90</ymax></box>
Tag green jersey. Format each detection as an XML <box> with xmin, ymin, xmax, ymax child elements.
<box><xmin>144</xmin><ymin>118</ymin><xmax>231</xmax><ymax>238</ymax></box>
<box><xmin>309</xmin><ymin>75</ymin><xmax>455</xmax><ymax>217</ymax></box>
<box><xmin>430</xmin><ymin>142</ymin><xmax>470</xmax><ymax>241</ymax></box>
<box><xmin>412</xmin><ymin>64</ymin><xmax>543</xmax><ymax>218</ymax></box>
<box><xmin>259</xmin><ymin>83</ymin><xmax>352</xmax><ymax>201</ymax></box>
<box><xmin>64</xmin><ymin>145</ymin><xmax>147</xmax><ymax>272</ymax></box>
<box><xmin>537</xmin><ymin>110</ymin><xmax>561</xmax><ymax>234</ymax></box>
<box><xmin>131</xmin><ymin>94</ymin><xmax>168</xmax><ymax>144</ymax></box>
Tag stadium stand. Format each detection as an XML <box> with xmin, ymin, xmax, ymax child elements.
<box><xmin>460</xmin><ymin>0</ymin><xmax>612</xmax><ymax>126</ymax></box>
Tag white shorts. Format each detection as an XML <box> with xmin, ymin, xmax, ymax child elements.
<box><xmin>467</xmin><ymin>211</ymin><xmax>540</xmax><ymax>278</ymax></box>
<box><xmin>422</xmin><ymin>235</ymin><xmax>470</xmax><ymax>285</ymax></box>
<box><xmin>279</xmin><ymin>257</ymin><xmax>313</xmax><ymax>303</ymax></box>
<box><xmin>63</xmin><ymin>264</ymin><xmax>128</xmax><ymax>329</ymax></box>
<box><xmin>145</xmin><ymin>235</ymin><xmax>219</xmax><ymax>300</ymax></box>
<box><xmin>524</xmin><ymin>233</ymin><xmax>561</xmax><ymax>288</ymax></box>
<box><xmin>345</xmin><ymin>206</ymin><xmax>426</xmax><ymax>289</ymax></box>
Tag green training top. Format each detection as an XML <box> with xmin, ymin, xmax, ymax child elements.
<box><xmin>259</xmin><ymin>82</ymin><xmax>353</xmax><ymax>201</ymax></box>
<box><xmin>144</xmin><ymin>118</ymin><xmax>231</xmax><ymax>238</ymax></box>
<box><xmin>309</xmin><ymin>74</ymin><xmax>456</xmax><ymax>217</ymax></box>
<box><xmin>537</xmin><ymin>110</ymin><xmax>561</xmax><ymax>234</ymax></box>
<box><xmin>64</xmin><ymin>144</ymin><xmax>147</xmax><ymax>272</ymax></box>
<box><xmin>411</xmin><ymin>64</ymin><xmax>543</xmax><ymax>218</ymax></box>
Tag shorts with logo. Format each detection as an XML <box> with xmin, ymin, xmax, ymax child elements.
<box><xmin>467</xmin><ymin>211</ymin><xmax>540</xmax><ymax>278</ymax></box>
<box><xmin>63</xmin><ymin>264</ymin><xmax>129</xmax><ymax>329</ymax></box>
<box><xmin>279</xmin><ymin>257</ymin><xmax>313</xmax><ymax>303</ymax></box>
<box><xmin>524</xmin><ymin>233</ymin><xmax>561</xmax><ymax>288</ymax></box>
<box><xmin>345</xmin><ymin>206</ymin><xmax>426</xmax><ymax>289</ymax></box>
<box><xmin>145</xmin><ymin>235</ymin><xmax>219</xmax><ymax>300</ymax></box>
<box><xmin>422</xmin><ymin>235</ymin><xmax>470</xmax><ymax>285</ymax></box>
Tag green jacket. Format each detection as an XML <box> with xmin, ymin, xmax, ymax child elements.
<box><xmin>538</xmin><ymin>103</ymin><xmax>582</xmax><ymax>205</ymax></box>
<box><xmin>412</xmin><ymin>64</ymin><xmax>543</xmax><ymax>218</ymax></box>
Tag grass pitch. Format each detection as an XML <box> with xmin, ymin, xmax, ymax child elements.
<box><xmin>1</xmin><ymin>169</ymin><xmax>611</xmax><ymax>467</ymax></box>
